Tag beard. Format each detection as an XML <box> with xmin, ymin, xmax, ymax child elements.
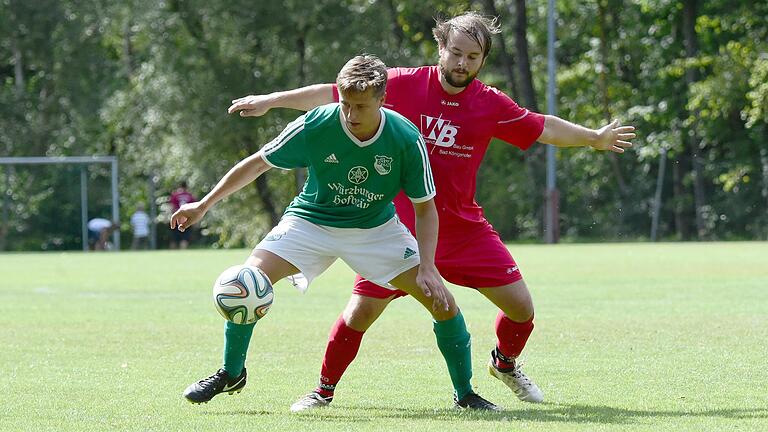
<box><xmin>439</xmin><ymin>63</ymin><xmax>478</xmax><ymax>88</ymax></box>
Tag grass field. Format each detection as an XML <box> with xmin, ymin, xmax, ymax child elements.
<box><xmin>1</xmin><ymin>242</ymin><xmax>767</xmax><ymax>431</ymax></box>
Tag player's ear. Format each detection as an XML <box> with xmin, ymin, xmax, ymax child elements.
<box><xmin>437</xmin><ymin>43</ymin><xmax>445</xmax><ymax>57</ymax></box>
<box><xmin>378</xmin><ymin>92</ymin><xmax>386</xmax><ymax>107</ymax></box>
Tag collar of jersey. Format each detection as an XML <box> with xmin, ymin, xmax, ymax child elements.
<box><xmin>338</xmin><ymin>108</ymin><xmax>386</xmax><ymax>147</ymax></box>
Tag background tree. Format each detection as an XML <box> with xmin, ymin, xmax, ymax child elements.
<box><xmin>1</xmin><ymin>0</ymin><xmax>766</xmax><ymax>250</ymax></box>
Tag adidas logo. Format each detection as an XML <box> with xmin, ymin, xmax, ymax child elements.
<box><xmin>324</xmin><ymin>153</ymin><xmax>339</xmax><ymax>163</ymax></box>
<box><xmin>403</xmin><ymin>247</ymin><xmax>416</xmax><ymax>259</ymax></box>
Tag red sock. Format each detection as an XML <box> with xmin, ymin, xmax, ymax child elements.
<box><xmin>494</xmin><ymin>310</ymin><xmax>534</xmax><ymax>368</ymax></box>
<box><xmin>313</xmin><ymin>315</ymin><xmax>365</xmax><ymax>398</ymax></box>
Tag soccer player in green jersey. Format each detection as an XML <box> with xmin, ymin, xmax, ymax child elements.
<box><xmin>171</xmin><ymin>55</ymin><xmax>498</xmax><ymax>410</ymax></box>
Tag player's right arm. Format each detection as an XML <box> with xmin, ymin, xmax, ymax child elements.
<box><xmin>227</xmin><ymin>84</ymin><xmax>335</xmax><ymax>117</ymax></box>
<box><xmin>170</xmin><ymin>152</ymin><xmax>271</xmax><ymax>232</ymax></box>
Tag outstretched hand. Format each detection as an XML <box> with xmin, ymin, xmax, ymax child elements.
<box><xmin>592</xmin><ymin>119</ymin><xmax>636</xmax><ymax>153</ymax></box>
<box><xmin>416</xmin><ymin>264</ymin><xmax>451</xmax><ymax>312</ymax></box>
<box><xmin>170</xmin><ymin>202</ymin><xmax>207</xmax><ymax>232</ymax></box>
<box><xmin>227</xmin><ymin>95</ymin><xmax>272</xmax><ymax>117</ymax></box>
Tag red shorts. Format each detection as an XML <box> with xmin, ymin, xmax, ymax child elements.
<box><xmin>353</xmin><ymin>222</ymin><xmax>523</xmax><ymax>299</ymax></box>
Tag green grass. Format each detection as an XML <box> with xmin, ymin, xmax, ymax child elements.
<box><xmin>1</xmin><ymin>242</ymin><xmax>767</xmax><ymax>431</ymax></box>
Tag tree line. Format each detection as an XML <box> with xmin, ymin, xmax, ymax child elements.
<box><xmin>1</xmin><ymin>0</ymin><xmax>766</xmax><ymax>251</ymax></box>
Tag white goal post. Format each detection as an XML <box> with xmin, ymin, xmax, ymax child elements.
<box><xmin>0</xmin><ymin>156</ymin><xmax>119</xmax><ymax>251</ymax></box>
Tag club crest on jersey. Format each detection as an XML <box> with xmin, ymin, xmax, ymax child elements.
<box><xmin>348</xmin><ymin>166</ymin><xmax>369</xmax><ymax>184</ymax></box>
<box><xmin>373</xmin><ymin>155</ymin><xmax>393</xmax><ymax>175</ymax></box>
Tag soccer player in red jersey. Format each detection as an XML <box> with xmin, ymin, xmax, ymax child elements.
<box><xmin>229</xmin><ymin>12</ymin><xmax>635</xmax><ymax>411</ymax></box>
<box><xmin>169</xmin><ymin>181</ymin><xmax>197</xmax><ymax>249</ymax></box>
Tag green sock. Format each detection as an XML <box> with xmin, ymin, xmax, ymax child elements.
<box><xmin>222</xmin><ymin>321</ymin><xmax>256</xmax><ymax>378</ymax></box>
<box><xmin>433</xmin><ymin>310</ymin><xmax>473</xmax><ymax>400</ymax></box>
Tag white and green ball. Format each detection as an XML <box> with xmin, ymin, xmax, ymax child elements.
<box><xmin>212</xmin><ymin>264</ymin><xmax>274</xmax><ymax>324</ymax></box>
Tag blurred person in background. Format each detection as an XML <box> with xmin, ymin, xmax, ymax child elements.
<box><xmin>130</xmin><ymin>203</ymin><xmax>151</xmax><ymax>250</ymax></box>
<box><xmin>87</xmin><ymin>218</ymin><xmax>119</xmax><ymax>251</ymax></box>
<box><xmin>169</xmin><ymin>181</ymin><xmax>196</xmax><ymax>249</ymax></box>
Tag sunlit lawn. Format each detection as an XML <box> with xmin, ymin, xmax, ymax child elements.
<box><xmin>1</xmin><ymin>242</ymin><xmax>766</xmax><ymax>431</ymax></box>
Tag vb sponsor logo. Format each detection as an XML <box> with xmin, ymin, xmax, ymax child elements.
<box><xmin>420</xmin><ymin>114</ymin><xmax>459</xmax><ymax>148</ymax></box>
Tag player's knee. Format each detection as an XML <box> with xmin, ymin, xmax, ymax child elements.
<box><xmin>484</xmin><ymin>281</ymin><xmax>535</xmax><ymax>321</ymax></box>
<box><xmin>518</xmin><ymin>292</ymin><xmax>535</xmax><ymax>318</ymax></box>
<box><xmin>504</xmin><ymin>300</ymin><xmax>534</xmax><ymax>322</ymax></box>
<box><xmin>342</xmin><ymin>297</ymin><xmax>388</xmax><ymax>331</ymax></box>
<box><xmin>430</xmin><ymin>298</ymin><xmax>459</xmax><ymax>321</ymax></box>
<box><xmin>431</xmin><ymin>308</ymin><xmax>456</xmax><ymax>321</ymax></box>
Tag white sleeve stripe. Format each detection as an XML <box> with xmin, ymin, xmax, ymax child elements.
<box><xmin>415</xmin><ymin>136</ymin><xmax>435</xmax><ymax>194</ymax></box>
<box><xmin>263</xmin><ymin>121</ymin><xmax>303</xmax><ymax>153</ymax></box>
<box><xmin>497</xmin><ymin>110</ymin><xmax>530</xmax><ymax>124</ymax></box>
<box><xmin>262</xmin><ymin>115</ymin><xmax>305</xmax><ymax>152</ymax></box>
<box><xmin>423</xmin><ymin>137</ymin><xmax>435</xmax><ymax>190</ymax></box>
<box><xmin>262</xmin><ymin>122</ymin><xmax>304</xmax><ymax>155</ymax></box>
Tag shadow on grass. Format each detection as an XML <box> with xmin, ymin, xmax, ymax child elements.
<box><xmin>500</xmin><ymin>403</ymin><xmax>768</xmax><ymax>424</ymax></box>
<box><xmin>203</xmin><ymin>402</ymin><xmax>768</xmax><ymax>425</ymax></box>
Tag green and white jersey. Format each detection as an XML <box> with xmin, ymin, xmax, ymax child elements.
<box><xmin>262</xmin><ymin>103</ymin><xmax>435</xmax><ymax>229</ymax></box>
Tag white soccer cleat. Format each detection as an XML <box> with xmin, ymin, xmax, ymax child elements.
<box><xmin>488</xmin><ymin>350</ymin><xmax>544</xmax><ymax>403</ymax></box>
<box><xmin>290</xmin><ymin>392</ymin><xmax>332</xmax><ymax>412</ymax></box>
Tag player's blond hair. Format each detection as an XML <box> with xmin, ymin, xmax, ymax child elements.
<box><xmin>336</xmin><ymin>54</ymin><xmax>387</xmax><ymax>98</ymax></box>
<box><xmin>432</xmin><ymin>12</ymin><xmax>501</xmax><ymax>59</ymax></box>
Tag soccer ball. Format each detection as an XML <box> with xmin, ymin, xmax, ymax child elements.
<box><xmin>212</xmin><ymin>264</ymin><xmax>274</xmax><ymax>324</ymax></box>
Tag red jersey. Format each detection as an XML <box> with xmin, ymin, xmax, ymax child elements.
<box><xmin>170</xmin><ymin>189</ymin><xmax>196</xmax><ymax>211</ymax></box>
<box><xmin>334</xmin><ymin>65</ymin><xmax>544</xmax><ymax>235</ymax></box>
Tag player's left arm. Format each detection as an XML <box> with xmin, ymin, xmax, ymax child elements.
<box><xmin>412</xmin><ymin>199</ymin><xmax>449</xmax><ymax>312</ymax></box>
<box><xmin>538</xmin><ymin>117</ymin><xmax>636</xmax><ymax>153</ymax></box>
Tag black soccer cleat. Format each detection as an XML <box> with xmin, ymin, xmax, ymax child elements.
<box><xmin>454</xmin><ymin>391</ymin><xmax>503</xmax><ymax>411</ymax></box>
<box><xmin>183</xmin><ymin>368</ymin><xmax>247</xmax><ymax>404</ymax></box>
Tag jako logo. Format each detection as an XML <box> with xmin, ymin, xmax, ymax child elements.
<box><xmin>420</xmin><ymin>115</ymin><xmax>459</xmax><ymax>148</ymax></box>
